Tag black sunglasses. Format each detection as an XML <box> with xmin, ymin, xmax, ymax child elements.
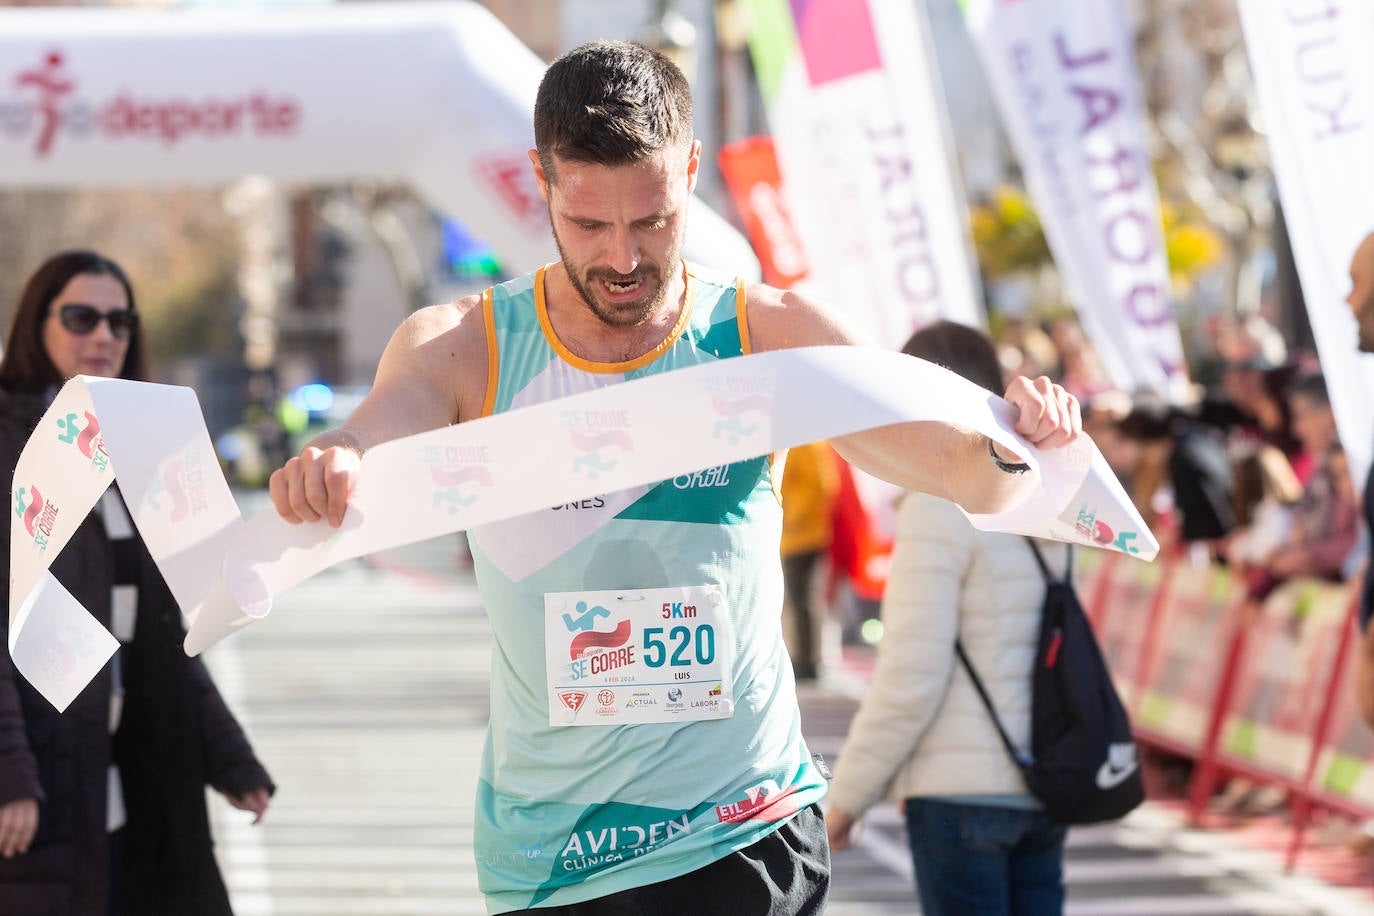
<box><xmin>53</xmin><ymin>303</ymin><xmax>138</xmax><ymax>339</ymax></box>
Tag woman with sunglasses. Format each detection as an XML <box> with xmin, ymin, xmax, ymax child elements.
<box><xmin>0</xmin><ymin>250</ymin><xmax>274</xmax><ymax>915</ymax></box>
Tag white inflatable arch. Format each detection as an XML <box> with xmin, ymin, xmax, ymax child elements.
<box><xmin>0</xmin><ymin>1</ymin><xmax>759</xmax><ymax>278</ymax></box>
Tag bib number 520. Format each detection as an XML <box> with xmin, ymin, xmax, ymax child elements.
<box><xmin>642</xmin><ymin>625</ymin><xmax>716</xmax><ymax>667</ymax></box>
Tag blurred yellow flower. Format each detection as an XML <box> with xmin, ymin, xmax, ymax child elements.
<box><xmin>970</xmin><ymin>184</ymin><xmax>1224</xmax><ymax>287</ymax></box>
<box><xmin>1164</xmin><ymin>219</ymin><xmax>1224</xmax><ymax>281</ymax></box>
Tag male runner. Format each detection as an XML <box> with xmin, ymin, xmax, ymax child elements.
<box><xmin>270</xmin><ymin>40</ymin><xmax>1083</xmax><ymax>915</ymax></box>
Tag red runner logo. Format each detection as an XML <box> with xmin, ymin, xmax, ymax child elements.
<box><xmin>15</xmin><ymin>50</ymin><xmax>73</xmax><ymax>157</ymax></box>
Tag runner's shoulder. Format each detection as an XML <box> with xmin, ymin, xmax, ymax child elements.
<box><xmin>741</xmin><ymin>282</ymin><xmax>867</xmax><ymax>350</ymax></box>
<box><xmin>392</xmin><ymin>294</ymin><xmax>487</xmax><ymax>357</ymax></box>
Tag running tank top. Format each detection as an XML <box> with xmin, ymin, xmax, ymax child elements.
<box><xmin>467</xmin><ymin>262</ymin><xmax>827</xmax><ymax>912</ymax></box>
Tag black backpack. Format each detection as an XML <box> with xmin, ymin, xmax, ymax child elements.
<box><xmin>956</xmin><ymin>538</ymin><xmax>1145</xmax><ymax>825</ymax></box>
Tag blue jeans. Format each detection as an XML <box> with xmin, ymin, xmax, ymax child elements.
<box><xmin>904</xmin><ymin>798</ymin><xmax>1067</xmax><ymax>916</ymax></box>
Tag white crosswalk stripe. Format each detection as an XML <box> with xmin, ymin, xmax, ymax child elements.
<box><xmin>206</xmin><ymin>536</ymin><xmax>489</xmax><ymax>915</ymax></box>
<box><xmin>820</xmin><ymin>799</ymin><xmax>1369</xmax><ymax>915</ymax></box>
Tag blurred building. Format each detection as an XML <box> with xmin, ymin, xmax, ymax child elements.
<box><xmin>277</xmin><ymin>0</ymin><xmax>757</xmax><ymax>393</ymax></box>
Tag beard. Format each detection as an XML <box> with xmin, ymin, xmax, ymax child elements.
<box><xmin>551</xmin><ymin>223</ymin><xmax>682</xmax><ymax>329</ymax></box>
<box><xmin>1360</xmin><ymin>324</ymin><xmax>1374</xmax><ymax>354</ymax></box>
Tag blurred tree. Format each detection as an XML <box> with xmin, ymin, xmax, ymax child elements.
<box><xmin>0</xmin><ymin>189</ymin><xmax>241</xmax><ymax>375</ymax></box>
<box><xmin>968</xmin><ymin>186</ymin><xmax>1052</xmax><ymax>279</ymax></box>
<box><xmin>1134</xmin><ymin>0</ymin><xmax>1274</xmax><ymax>316</ymax></box>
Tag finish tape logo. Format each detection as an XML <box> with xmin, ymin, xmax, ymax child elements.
<box><xmin>421</xmin><ymin>444</ymin><xmax>496</xmax><ymax>515</ymax></box>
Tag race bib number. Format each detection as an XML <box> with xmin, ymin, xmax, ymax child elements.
<box><xmin>544</xmin><ymin>585</ymin><xmax>734</xmax><ymax>726</ymax></box>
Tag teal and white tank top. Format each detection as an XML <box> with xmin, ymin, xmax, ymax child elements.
<box><xmin>466</xmin><ymin>262</ymin><xmax>827</xmax><ymax>912</ymax></box>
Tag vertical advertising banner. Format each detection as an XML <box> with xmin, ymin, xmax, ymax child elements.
<box><xmin>743</xmin><ymin>0</ymin><xmax>985</xmax><ymax>347</ymax></box>
<box><xmin>963</xmin><ymin>0</ymin><xmax>1191</xmax><ymax>402</ymax></box>
<box><xmin>1237</xmin><ymin>0</ymin><xmax>1374</xmax><ymax>490</ymax></box>
<box><xmin>718</xmin><ymin>136</ymin><xmax>811</xmax><ymax>289</ymax></box>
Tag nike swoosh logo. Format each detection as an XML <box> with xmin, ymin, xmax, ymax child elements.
<box><xmin>1096</xmin><ymin>758</ymin><xmax>1139</xmax><ymax>790</ymax></box>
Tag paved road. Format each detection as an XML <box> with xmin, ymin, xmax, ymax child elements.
<box><xmin>801</xmin><ymin>684</ymin><xmax>1371</xmax><ymax>916</ymax></box>
<box><xmin>203</xmin><ymin>535</ymin><xmax>1372</xmax><ymax>915</ymax></box>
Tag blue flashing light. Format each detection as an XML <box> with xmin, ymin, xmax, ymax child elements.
<box><xmin>291</xmin><ymin>383</ymin><xmax>335</xmax><ymax>414</ymax></box>
<box><xmin>215</xmin><ymin>431</ymin><xmax>246</xmax><ymax>462</ymax></box>
<box><xmin>443</xmin><ymin>218</ymin><xmax>503</xmax><ymax>278</ymax></box>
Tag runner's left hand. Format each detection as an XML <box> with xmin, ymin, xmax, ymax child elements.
<box><xmin>1000</xmin><ymin>375</ymin><xmax>1082</xmax><ymax>458</ymax></box>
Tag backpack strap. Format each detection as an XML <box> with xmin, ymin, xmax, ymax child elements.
<box><xmin>954</xmin><ymin>640</ymin><xmax>1032</xmax><ymax>769</ymax></box>
<box><xmin>955</xmin><ymin>538</ymin><xmax>1074</xmax><ymax>772</ymax></box>
<box><xmin>1025</xmin><ymin>537</ymin><xmax>1074</xmax><ymax>585</ymax></box>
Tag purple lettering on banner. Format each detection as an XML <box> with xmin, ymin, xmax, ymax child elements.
<box><xmin>867</xmin><ymin>117</ymin><xmax>940</xmax><ymax>315</ymax></box>
<box><xmin>1157</xmin><ymin>355</ymin><xmax>1184</xmax><ymax>381</ymax></box>
<box><xmin>810</xmin><ymin>119</ymin><xmax>867</xmax><ymax>262</ymax></box>
<box><xmin>1012</xmin><ymin>42</ymin><xmax>1033</xmax><ymax>77</ymax></box>
<box><xmin>1309</xmin><ymin>88</ymin><xmax>1362</xmax><ymax>140</ymax></box>
<box><xmin>1104</xmin><ymin>210</ymin><xmax>1153</xmax><ymax>265</ymax></box>
<box><xmin>874</xmin><ymin>148</ymin><xmax>910</xmax><ymax>192</ymax></box>
<box><xmin>1123</xmin><ymin>282</ymin><xmax>1174</xmax><ymax>329</ymax></box>
<box><xmin>1287</xmin><ymin>1</ymin><xmax>1341</xmax><ymax>28</ymax></box>
<box><xmin>1052</xmin><ymin>33</ymin><xmax>1120</xmax><ymax>135</ymax></box>
<box><xmin>1295</xmin><ymin>32</ymin><xmax>1342</xmax><ymax>83</ymax></box>
<box><xmin>1008</xmin><ymin>41</ymin><xmax>1076</xmax><ymax>215</ymax></box>
<box><xmin>1282</xmin><ymin>0</ymin><xmax>1366</xmax><ymax>140</ymax></box>
<box><xmin>1053</xmin><ymin>32</ymin><xmax>1110</xmax><ymax>70</ymax></box>
<box><xmin>893</xmin><ymin>217</ymin><xmax>939</xmax><ymax>307</ymax></box>
<box><xmin>1069</xmin><ymin>85</ymin><xmax>1121</xmax><ymax>136</ymax></box>
<box><xmin>1087</xmin><ymin>147</ymin><xmax>1142</xmax><ymax>200</ymax></box>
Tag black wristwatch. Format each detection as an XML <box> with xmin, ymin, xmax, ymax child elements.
<box><xmin>988</xmin><ymin>438</ymin><xmax>1030</xmax><ymax>474</ymax></box>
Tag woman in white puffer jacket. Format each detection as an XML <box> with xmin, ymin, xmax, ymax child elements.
<box><xmin>824</xmin><ymin>321</ymin><xmax>1070</xmax><ymax>916</ymax></box>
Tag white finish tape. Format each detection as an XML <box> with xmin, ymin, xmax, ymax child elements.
<box><xmin>9</xmin><ymin>346</ymin><xmax>1156</xmax><ymax>710</ymax></box>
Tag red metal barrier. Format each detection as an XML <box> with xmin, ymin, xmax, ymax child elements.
<box><xmin>1134</xmin><ymin>560</ymin><xmax>1242</xmax><ymax>753</ymax></box>
<box><xmin>1185</xmin><ymin>597</ymin><xmax>1255</xmax><ymax>826</ymax></box>
<box><xmin>1285</xmin><ymin>596</ymin><xmax>1362</xmax><ymax>870</ymax></box>
<box><xmin>1076</xmin><ymin>547</ymin><xmax>1374</xmax><ymax>870</ymax></box>
<box><xmin>1083</xmin><ymin>547</ymin><xmax>1120</xmax><ymax>627</ymax></box>
<box><xmin>1129</xmin><ymin>544</ymin><xmax>1183</xmax><ymax>715</ymax></box>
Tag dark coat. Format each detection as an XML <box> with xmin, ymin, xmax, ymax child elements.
<box><xmin>0</xmin><ymin>390</ymin><xmax>274</xmax><ymax>916</ymax></box>
<box><xmin>1363</xmin><ymin>452</ymin><xmax>1374</xmax><ymax>631</ymax></box>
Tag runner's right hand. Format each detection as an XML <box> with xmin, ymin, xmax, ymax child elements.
<box><xmin>269</xmin><ymin>445</ymin><xmax>361</xmax><ymax>527</ymax></box>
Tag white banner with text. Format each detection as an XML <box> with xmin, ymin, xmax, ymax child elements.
<box><xmin>744</xmin><ymin>0</ymin><xmax>985</xmax><ymax>345</ymax></box>
<box><xmin>964</xmin><ymin>0</ymin><xmax>1190</xmax><ymax>401</ymax></box>
<box><xmin>0</xmin><ymin>1</ymin><xmax>757</xmax><ymax>279</ymax></box>
<box><xmin>1238</xmin><ymin>0</ymin><xmax>1374</xmax><ymax>488</ymax></box>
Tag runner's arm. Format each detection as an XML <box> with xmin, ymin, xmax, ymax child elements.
<box><xmin>270</xmin><ymin>296</ymin><xmax>487</xmax><ymax>525</ymax></box>
<box><xmin>744</xmin><ymin>283</ymin><xmax>1081</xmax><ymax>517</ymax></box>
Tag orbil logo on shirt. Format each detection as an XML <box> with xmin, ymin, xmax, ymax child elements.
<box><xmin>4</xmin><ymin>49</ymin><xmax>302</xmax><ymax>159</ymax></box>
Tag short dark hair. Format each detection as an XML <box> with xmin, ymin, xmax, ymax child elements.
<box><xmin>0</xmin><ymin>249</ymin><xmax>148</xmax><ymax>393</ymax></box>
<box><xmin>533</xmin><ymin>40</ymin><xmax>693</xmax><ymax>181</ymax></box>
<box><xmin>901</xmin><ymin>320</ymin><xmax>1004</xmax><ymax>395</ymax></box>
